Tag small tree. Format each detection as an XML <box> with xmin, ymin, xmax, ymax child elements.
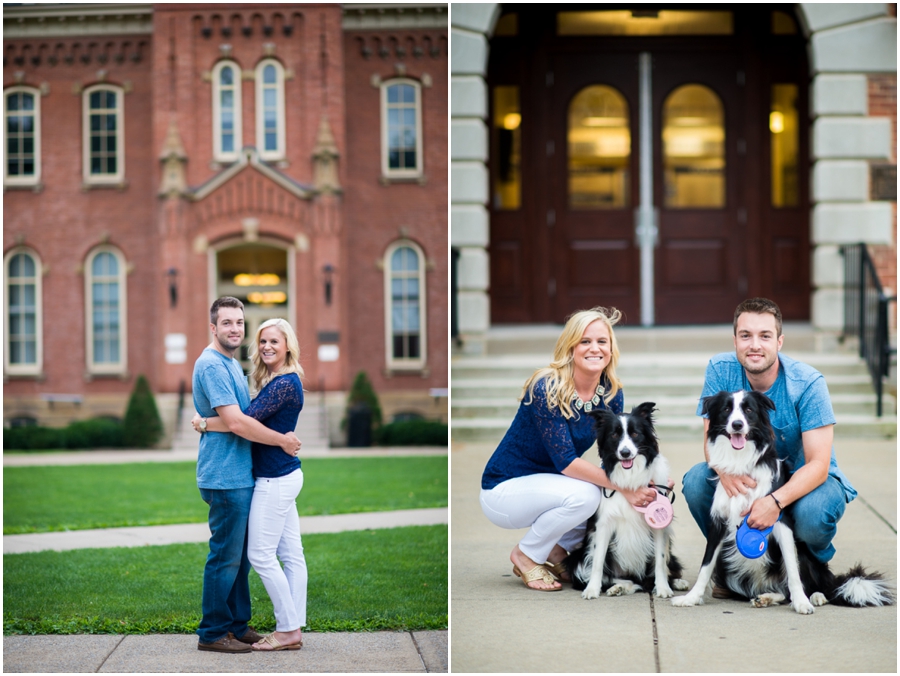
<box><xmin>346</xmin><ymin>371</ymin><xmax>383</xmax><ymax>428</ymax></box>
<box><xmin>122</xmin><ymin>375</ymin><xmax>164</xmax><ymax>448</ymax></box>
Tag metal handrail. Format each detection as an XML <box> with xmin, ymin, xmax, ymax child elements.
<box><xmin>840</xmin><ymin>243</ymin><xmax>897</xmax><ymax>416</ymax></box>
<box><xmin>451</xmin><ymin>247</ymin><xmax>461</xmax><ymax>346</ymax></box>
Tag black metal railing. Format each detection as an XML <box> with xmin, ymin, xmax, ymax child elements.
<box><xmin>451</xmin><ymin>247</ymin><xmax>461</xmax><ymax>346</ymax></box>
<box><xmin>841</xmin><ymin>243</ymin><xmax>897</xmax><ymax>416</ymax></box>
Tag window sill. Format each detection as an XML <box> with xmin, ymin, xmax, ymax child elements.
<box><xmin>84</xmin><ymin>369</ymin><xmax>130</xmax><ymax>382</ymax></box>
<box><xmin>82</xmin><ymin>179</ymin><xmax>128</xmax><ymax>192</ymax></box>
<box><xmin>383</xmin><ymin>365</ymin><xmax>430</xmax><ymax>378</ymax></box>
<box><xmin>380</xmin><ymin>174</ymin><xmax>427</xmax><ymax>186</ymax></box>
<box><xmin>3</xmin><ymin>370</ymin><xmax>45</xmax><ymax>382</ymax></box>
<box><xmin>4</xmin><ymin>182</ymin><xmax>43</xmax><ymax>193</ymax></box>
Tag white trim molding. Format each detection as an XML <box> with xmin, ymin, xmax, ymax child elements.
<box><xmin>84</xmin><ymin>245</ymin><xmax>128</xmax><ymax>376</ymax></box>
<box><xmin>384</xmin><ymin>239</ymin><xmax>427</xmax><ymax>372</ymax></box>
<box><xmin>212</xmin><ymin>60</ymin><xmax>243</xmax><ymax>163</ymax></box>
<box><xmin>3</xmin><ymin>86</ymin><xmax>41</xmax><ymax>188</ymax></box>
<box><xmin>4</xmin><ymin>247</ymin><xmax>43</xmax><ymax>377</ymax></box>
<box><xmin>255</xmin><ymin>58</ymin><xmax>287</xmax><ymax>161</ymax></box>
<box><xmin>82</xmin><ymin>84</ymin><xmax>125</xmax><ymax>186</ymax></box>
<box><xmin>381</xmin><ymin>78</ymin><xmax>424</xmax><ymax>180</ymax></box>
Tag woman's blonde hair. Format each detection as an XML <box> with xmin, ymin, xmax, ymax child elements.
<box><xmin>522</xmin><ymin>306</ymin><xmax>623</xmax><ymax>419</ymax></box>
<box><xmin>248</xmin><ymin>318</ymin><xmax>305</xmax><ymax>394</ymax></box>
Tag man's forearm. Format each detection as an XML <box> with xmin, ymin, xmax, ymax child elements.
<box><xmin>772</xmin><ymin>459</ymin><xmax>828</xmax><ymax>508</ymax></box>
<box><xmin>226</xmin><ymin>413</ymin><xmax>288</xmax><ymax>447</ymax></box>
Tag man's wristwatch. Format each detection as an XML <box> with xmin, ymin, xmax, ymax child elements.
<box><xmin>199</xmin><ymin>418</ymin><xmax>208</xmax><ymax>433</ymax></box>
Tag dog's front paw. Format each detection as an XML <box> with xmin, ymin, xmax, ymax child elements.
<box><xmin>672</xmin><ymin>578</ymin><xmax>691</xmax><ymax>591</ymax></box>
<box><xmin>751</xmin><ymin>593</ymin><xmax>785</xmax><ymax>608</ymax></box>
<box><xmin>810</xmin><ymin>591</ymin><xmax>828</xmax><ymax>607</ymax></box>
<box><xmin>791</xmin><ymin>597</ymin><xmax>815</xmax><ymax>615</ymax></box>
<box><xmin>654</xmin><ymin>585</ymin><xmax>674</xmax><ymax>599</ymax></box>
<box><xmin>671</xmin><ymin>593</ymin><xmax>702</xmax><ymax>607</ymax></box>
<box><xmin>582</xmin><ymin>585</ymin><xmax>602</xmax><ymax>600</ymax></box>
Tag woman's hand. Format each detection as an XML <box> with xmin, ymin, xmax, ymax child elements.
<box><xmin>191</xmin><ymin>413</ymin><xmax>203</xmax><ymax>433</ymax></box>
<box><xmin>620</xmin><ymin>485</ymin><xmax>660</xmax><ymax>508</ymax></box>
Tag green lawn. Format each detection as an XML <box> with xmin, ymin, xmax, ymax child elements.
<box><xmin>4</xmin><ymin>456</ymin><xmax>447</xmax><ymax>534</ymax></box>
<box><xmin>4</xmin><ymin>525</ymin><xmax>447</xmax><ymax>634</ymax></box>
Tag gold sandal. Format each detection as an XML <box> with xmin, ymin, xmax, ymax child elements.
<box><xmin>543</xmin><ymin>561</ymin><xmax>570</xmax><ymax>583</ymax></box>
<box><xmin>251</xmin><ymin>633</ymin><xmax>303</xmax><ymax>651</ymax></box>
<box><xmin>512</xmin><ymin>564</ymin><xmax>561</xmax><ymax>591</ymax></box>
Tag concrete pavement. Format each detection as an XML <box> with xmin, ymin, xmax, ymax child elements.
<box><xmin>451</xmin><ymin>438</ymin><xmax>897</xmax><ymax>673</ymax></box>
<box><xmin>3</xmin><ymin>446</ymin><xmax>448</xmax><ymax>673</ymax></box>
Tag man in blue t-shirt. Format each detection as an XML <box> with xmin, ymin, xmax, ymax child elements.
<box><xmin>192</xmin><ymin>297</ymin><xmax>301</xmax><ymax>654</ymax></box>
<box><xmin>682</xmin><ymin>298</ymin><xmax>856</xmax><ymax>569</ymax></box>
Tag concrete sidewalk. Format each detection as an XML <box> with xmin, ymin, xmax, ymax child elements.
<box><xmin>451</xmin><ymin>438</ymin><xmax>897</xmax><ymax>673</ymax></box>
<box><xmin>3</xmin><ymin>631</ymin><xmax>448</xmax><ymax>673</ymax></box>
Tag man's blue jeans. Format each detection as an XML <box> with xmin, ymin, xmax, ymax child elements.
<box><xmin>681</xmin><ymin>462</ymin><xmax>846</xmax><ymax>563</ymax></box>
<box><xmin>197</xmin><ymin>487</ymin><xmax>254</xmax><ymax>644</ymax></box>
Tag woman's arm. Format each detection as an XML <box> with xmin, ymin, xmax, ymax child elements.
<box><xmin>562</xmin><ymin>457</ymin><xmax>658</xmax><ymax>507</ymax></box>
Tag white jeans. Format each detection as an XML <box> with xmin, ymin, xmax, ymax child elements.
<box><xmin>247</xmin><ymin>469</ymin><xmax>307</xmax><ymax>631</ymax></box>
<box><xmin>479</xmin><ymin>473</ymin><xmax>601</xmax><ymax>565</ymax></box>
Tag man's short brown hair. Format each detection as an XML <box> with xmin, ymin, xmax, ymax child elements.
<box><xmin>210</xmin><ymin>296</ymin><xmax>244</xmax><ymax>325</ymax></box>
<box><xmin>733</xmin><ymin>298</ymin><xmax>783</xmax><ymax>337</ymax></box>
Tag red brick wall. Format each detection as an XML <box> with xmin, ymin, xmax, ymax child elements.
<box><xmin>868</xmin><ymin>74</ymin><xmax>897</xmax><ymax>296</ymax></box>
<box><xmin>342</xmin><ymin>28</ymin><xmax>448</xmax><ymax>395</ymax></box>
<box><xmin>3</xmin><ymin>36</ymin><xmax>159</xmax><ymax>402</ymax></box>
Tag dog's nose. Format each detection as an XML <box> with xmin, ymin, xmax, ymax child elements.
<box><xmin>731</xmin><ymin>420</ymin><xmax>744</xmax><ymax>431</ymax></box>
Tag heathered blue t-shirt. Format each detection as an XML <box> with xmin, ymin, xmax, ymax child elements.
<box><xmin>482</xmin><ymin>377</ymin><xmax>624</xmax><ymax>490</ymax></box>
<box><xmin>697</xmin><ymin>352</ymin><xmax>856</xmax><ymax>502</ymax></box>
<box><xmin>192</xmin><ymin>347</ymin><xmax>254</xmax><ymax>490</ymax></box>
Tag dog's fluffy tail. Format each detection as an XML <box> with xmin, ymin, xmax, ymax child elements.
<box><xmin>830</xmin><ymin>564</ymin><xmax>895</xmax><ymax>607</ymax></box>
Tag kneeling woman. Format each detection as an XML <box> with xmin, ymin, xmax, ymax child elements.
<box><xmin>480</xmin><ymin>307</ymin><xmax>659</xmax><ymax>591</ymax></box>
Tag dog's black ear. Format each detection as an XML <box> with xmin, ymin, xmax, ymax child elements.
<box><xmin>700</xmin><ymin>392</ymin><xmax>723</xmax><ymax>416</ymax></box>
<box><xmin>747</xmin><ymin>390</ymin><xmax>776</xmax><ymax>412</ymax></box>
<box><xmin>631</xmin><ymin>402</ymin><xmax>656</xmax><ymax>421</ymax></box>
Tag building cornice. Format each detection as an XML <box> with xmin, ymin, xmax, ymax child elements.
<box><xmin>3</xmin><ymin>4</ymin><xmax>154</xmax><ymax>39</ymax></box>
<box><xmin>341</xmin><ymin>4</ymin><xmax>447</xmax><ymax>31</ymax></box>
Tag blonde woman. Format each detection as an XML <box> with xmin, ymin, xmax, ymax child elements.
<box><xmin>480</xmin><ymin>307</ymin><xmax>660</xmax><ymax>591</ymax></box>
<box><xmin>193</xmin><ymin>318</ymin><xmax>307</xmax><ymax>650</ymax></box>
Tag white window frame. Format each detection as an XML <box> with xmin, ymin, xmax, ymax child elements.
<box><xmin>383</xmin><ymin>240</ymin><xmax>427</xmax><ymax>371</ymax></box>
<box><xmin>380</xmin><ymin>78</ymin><xmax>423</xmax><ymax>179</ymax></box>
<box><xmin>255</xmin><ymin>58</ymin><xmax>286</xmax><ymax>161</ymax></box>
<box><xmin>85</xmin><ymin>246</ymin><xmax>127</xmax><ymax>375</ymax></box>
<box><xmin>4</xmin><ymin>86</ymin><xmax>41</xmax><ymax>187</ymax></box>
<box><xmin>4</xmin><ymin>247</ymin><xmax>43</xmax><ymax>376</ymax></box>
<box><xmin>212</xmin><ymin>59</ymin><xmax>243</xmax><ymax>162</ymax></box>
<box><xmin>82</xmin><ymin>84</ymin><xmax>125</xmax><ymax>185</ymax></box>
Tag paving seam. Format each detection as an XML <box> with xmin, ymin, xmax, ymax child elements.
<box><xmin>95</xmin><ymin>634</ymin><xmax>125</xmax><ymax>673</ymax></box>
<box><xmin>856</xmin><ymin>494</ymin><xmax>898</xmax><ymax>534</ymax></box>
<box><xmin>409</xmin><ymin>631</ymin><xmax>427</xmax><ymax>673</ymax></box>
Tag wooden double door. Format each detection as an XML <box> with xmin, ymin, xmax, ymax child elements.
<box><xmin>489</xmin><ymin>26</ymin><xmax>810</xmax><ymax>325</ymax></box>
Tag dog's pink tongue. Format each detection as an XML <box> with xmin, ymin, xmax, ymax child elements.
<box><xmin>730</xmin><ymin>434</ymin><xmax>746</xmax><ymax>450</ymax></box>
<box><xmin>622</xmin><ymin>458</ymin><xmax>634</xmax><ymax>469</ymax></box>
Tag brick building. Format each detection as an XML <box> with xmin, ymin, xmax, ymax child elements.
<box><xmin>3</xmin><ymin>3</ymin><xmax>448</xmax><ymax>445</ymax></box>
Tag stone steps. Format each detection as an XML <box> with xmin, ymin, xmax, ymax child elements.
<box><xmin>451</xmin><ymin>324</ymin><xmax>896</xmax><ymax>443</ymax></box>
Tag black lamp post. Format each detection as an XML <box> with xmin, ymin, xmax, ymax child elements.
<box><xmin>322</xmin><ymin>264</ymin><xmax>335</xmax><ymax>305</ymax></box>
<box><xmin>166</xmin><ymin>268</ymin><xmax>178</xmax><ymax>308</ymax></box>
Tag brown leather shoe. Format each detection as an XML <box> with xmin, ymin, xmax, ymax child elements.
<box><xmin>198</xmin><ymin>635</ymin><xmax>251</xmax><ymax>653</ymax></box>
<box><xmin>232</xmin><ymin>628</ymin><xmax>264</xmax><ymax>645</ymax></box>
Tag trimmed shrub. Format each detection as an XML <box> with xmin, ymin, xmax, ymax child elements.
<box><xmin>66</xmin><ymin>418</ymin><xmax>125</xmax><ymax>449</ymax></box>
<box><xmin>376</xmin><ymin>420</ymin><xmax>447</xmax><ymax>446</ymax></box>
<box><xmin>122</xmin><ymin>375</ymin><xmax>164</xmax><ymax>448</ymax></box>
<box><xmin>3</xmin><ymin>425</ymin><xmax>66</xmax><ymax>451</ymax></box>
<box><xmin>345</xmin><ymin>371</ymin><xmax>383</xmax><ymax>428</ymax></box>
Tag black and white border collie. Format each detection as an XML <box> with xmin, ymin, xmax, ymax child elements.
<box><xmin>672</xmin><ymin>390</ymin><xmax>894</xmax><ymax>614</ymax></box>
<box><xmin>565</xmin><ymin>402</ymin><xmax>688</xmax><ymax>599</ymax></box>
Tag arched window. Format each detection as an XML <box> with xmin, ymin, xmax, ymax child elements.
<box><xmin>381</xmin><ymin>79</ymin><xmax>423</xmax><ymax>178</ymax></box>
<box><xmin>212</xmin><ymin>60</ymin><xmax>242</xmax><ymax>162</ymax></box>
<box><xmin>4</xmin><ymin>86</ymin><xmax>41</xmax><ymax>186</ymax></box>
<box><xmin>255</xmin><ymin>59</ymin><xmax>285</xmax><ymax>159</ymax></box>
<box><xmin>384</xmin><ymin>241</ymin><xmax>427</xmax><ymax>369</ymax></box>
<box><xmin>4</xmin><ymin>248</ymin><xmax>42</xmax><ymax>375</ymax></box>
<box><xmin>83</xmin><ymin>84</ymin><xmax>124</xmax><ymax>184</ymax></box>
<box><xmin>567</xmin><ymin>85</ymin><xmax>631</xmax><ymax>209</ymax></box>
<box><xmin>662</xmin><ymin>84</ymin><xmax>725</xmax><ymax>209</ymax></box>
<box><xmin>85</xmin><ymin>247</ymin><xmax>127</xmax><ymax>374</ymax></box>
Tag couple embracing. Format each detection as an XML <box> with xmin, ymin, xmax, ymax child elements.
<box><xmin>191</xmin><ymin>296</ymin><xmax>307</xmax><ymax>653</ymax></box>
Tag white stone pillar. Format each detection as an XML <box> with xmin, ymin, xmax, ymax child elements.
<box><xmin>799</xmin><ymin>4</ymin><xmax>896</xmax><ymax>331</ymax></box>
<box><xmin>451</xmin><ymin>3</ymin><xmax>500</xmax><ymax>354</ymax></box>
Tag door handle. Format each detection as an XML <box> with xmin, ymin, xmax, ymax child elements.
<box><xmin>634</xmin><ymin>207</ymin><xmax>659</xmax><ymax>248</ymax></box>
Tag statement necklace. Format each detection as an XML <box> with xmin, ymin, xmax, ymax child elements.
<box><xmin>573</xmin><ymin>382</ymin><xmax>605</xmax><ymax>412</ymax></box>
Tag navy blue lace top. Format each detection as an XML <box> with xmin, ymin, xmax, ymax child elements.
<box><xmin>481</xmin><ymin>376</ymin><xmax>624</xmax><ymax>490</ymax></box>
<box><xmin>244</xmin><ymin>372</ymin><xmax>304</xmax><ymax>478</ymax></box>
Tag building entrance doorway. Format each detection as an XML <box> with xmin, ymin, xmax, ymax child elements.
<box><xmin>216</xmin><ymin>243</ymin><xmax>290</xmax><ymax>374</ymax></box>
<box><xmin>488</xmin><ymin>7</ymin><xmax>810</xmax><ymax>325</ymax></box>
